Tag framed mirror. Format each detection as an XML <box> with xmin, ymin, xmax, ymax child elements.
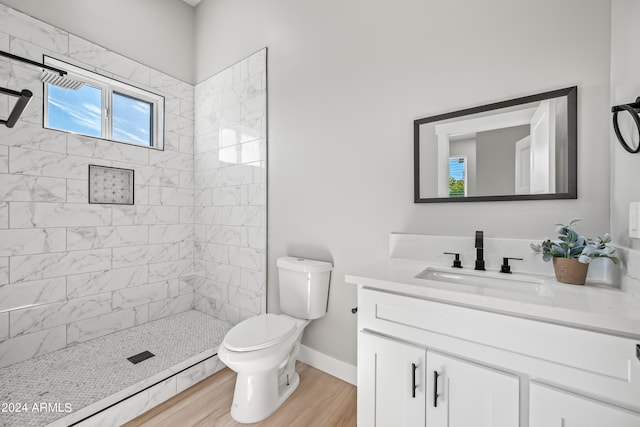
<box><xmin>414</xmin><ymin>86</ymin><xmax>577</xmax><ymax>203</ymax></box>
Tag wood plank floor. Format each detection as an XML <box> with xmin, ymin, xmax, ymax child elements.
<box><xmin>124</xmin><ymin>362</ymin><xmax>357</xmax><ymax>426</ymax></box>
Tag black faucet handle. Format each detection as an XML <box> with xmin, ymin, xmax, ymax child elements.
<box><xmin>444</xmin><ymin>252</ymin><xmax>463</xmax><ymax>268</ymax></box>
<box><xmin>475</xmin><ymin>230</ymin><xmax>484</xmax><ymax>248</ymax></box>
<box><xmin>500</xmin><ymin>257</ymin><xmax>523</xmax><ymax>274</ymax></box>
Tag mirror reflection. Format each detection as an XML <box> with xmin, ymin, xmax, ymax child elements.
<box><xmin>414</xmin><ymin>87</ymin><xmax>577</xmax><ymax>202</ymax></box>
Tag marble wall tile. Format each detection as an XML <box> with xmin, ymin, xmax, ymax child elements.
<box><xmin>148</xmin><ymin>187</ymin><xmax>194</xmax><ymax>206</ymax></box>
<box><xmin>0</xmin><ymin>277</ymin><xmax>66</xmax><ymax>312</ymax></box>
<box><xmin>0</xmin><ymin>174</ymin><xmax>66</xmax><ymax>202</ymax></box>
<box><xmin>0</xmin><ymin>5</ymin><xmax>68</xmax><ymax>54</ymax></box>
<box><xmin>0</xmin><ymin>257</ymin><xmax>7</xmax><ymax>285</ymax></box>
<box><xmin>112</xmin><ymin>206</ymin><xmax>179</xmax><ymax>226</ymax></box>
<box><xmin>0</xmin><ymin>312</ymin><xmax>7</xmax><ymax>341</ymax></box>
<box><xmin>112</xmin><ymin>282</ymin><xmax>170</xmax><ymax>310</ymax></box>
<box><xmin>0</xmin><ymin>202</ymin><xmax>6</xmax><ymax>229</ymax></box>
<box><xmin>68</xmin><ymin>35</ymin><xmax>151</xmax><ymax>86</ymax></box>
<box><xmin>165</xmin><ymin>113</ymin><xmax>194</xmax><ymax>139</ymax></box>
<box><xmin>179</xmin><ymin>135</ymin><xmax>194</xmax><ymax>154</ymax></box>
<box><xmin>66</xmin><ymin>308</ymin><xmax>138</xmax><ymax>345</ymax></box>
<box><xmin>0</xmin><ymin>228</ymin><xmax>66</xmax><ymax>256</ymax></box>
<box><xmin>67</xmin><ymin>226</ymin><xmax>149</xmax><ymax>251</ymax></box>
<box><xmin>10</xmin><ymin>249</ymin><xmax>112</xmax><ymax>282</ymax></box>
<box><xmin>10</xmin><ymin>203</ymin><xmax>111</xmax><ymax>228</ymax></box>
<box><xmin>240</xmin><ymin>269</ymin><xmax>266</xmax><ymax>293</ymax></box>
<box><xmin>193</xmin><ymin>277</ymin><xmax>228</xmax><ymax>302</ymax></box>
<box><xmin>112</xmin><ymin>243</ymin><xmax>180</xmax><ymax>269</ymax></box>
<box><xmin>175</xmin><ymin>356</ymin><xmax>225</xmax><ymax>393</ymax></box>
<box><xmin>242</xmin><ymin>227</ymin><xmax>266</xmax><ymax>250</ymax></box>
<box><xmin>218</xmin><ymin>164</ymin><xmax>254</xmax><ymax>186</ymax></box>
<box><xmin>221</xmin><ymin>205</ymin><xmax>264</xmax><ymax>227</ymax></box>
<box><xmin>0</xmin><ymin>145</ymin><xmax>7</xmax><ymax>173</ymax></box>
<box><xmin>66</xmin><ymin>265</ymin><xmax>149</xmax><ymax>298</ymax></box>
<box><xmin>228</xmin><ymin>246</ymin><xmax>264</xmax><ymax>271</ymax></box>
<box><xmin>242</xmin><ymin>182</ymin><xmax>267</xmax><ymax>205</ymax></box>
<box><xmin>199</xmin><ymin>242</ymin><xmax>229</xmax><ymax>264</ymax></box>
<box><xmin>132</xmin><ymin>165</ymin><xmax>180</xmax><ymax>188</ymax></box>
<box><xmin>179</xmin><ymin>241</ymin><xmax>195</xmax><ymax>260</ymax></box>
<box><xmin>228</xmin><ymin>286</ymin><xmax>262</xmax><ymax>315</ymax></box>
<box><xmin>148</xmin><ymin>294</ymin><xmax>193</xmax><ymax>321</ymax></box>
<box><xmin>179</xmin><ymin>207</ymin><xmax>194</xmax><ymax>224</ymax></box>
<box><xmin>67</xmin><ymin>134</ymin><xmax>150</xmax><ymax>165</ymax></box>
<box><xmin>0</xmin><ymin>325</ymin><xmax>65</xmax><ymax>369</ymax></box>
<box><xmin>179</xmin><ymin>170</ymin><xmax>194</xmax><ymax>189</ymax></box>
<box><xmin>10</xmin><ymin>292</ymin><xmax>112</xmax><ymax>337</ymax></box>
<box><xmin>206</xmin><ymin>225</ymin><xmax>243</xmax><ymax>246</ymax></box>
<box><xmin>150</xmin><ymin>69</ymin><xmax>193</xmax><ymax>101</ymax></box>
<box><xmin>0</xmin><ymin>122</ymin><xmax>67</xmax><ymax>153</ymax></box>
<box><xmin>148</xmin><ymin>150</ymin><xmax>193</xmax><ymax>171</ymax></box>
<box><xmin>148</xmin><ymin>259</ymin><xmax>192</xmax><ymax>282</ymax></box>
<box><xmin>211</xmin><ymin>186</ymin><xmax>242</xmax><ymax>206</ymax></box>
<box><xmin>9</xmin><ymin>147</ymin><xmax>92</xmax><ymax>179</ymax></box>
<box><xmin>149</xmin><ymin>224</ymin><xmax>192</xmax><ymax>245</ymax></box>
<box><xmin>74</xmin><ymin>377</ymin><xmax>176</xmax><ymax>427</ymax></box>
<box><xmin>67</xmin><ymin>179</ymin><xmax>89</xmax><ymax>203</ymax></box>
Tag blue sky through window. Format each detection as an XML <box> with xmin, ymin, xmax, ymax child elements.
<box><xmin>47</xmin><ymin>85</ymin><xmax>152</xmax><ymax>147</ymax></box>
<box><xmin>47</xmin><ymin>83</ymin><xmax>102</xmax><ymax>137</ymax></box>
<box><xmin>112</xmin><ymin>92</ymin><xmax>152</xmax><ymax>146</ymax></box>
<box><xmin>449</xmin><ymin>157</ymin><xmax>465</xmax><ymax>181</ymax></box>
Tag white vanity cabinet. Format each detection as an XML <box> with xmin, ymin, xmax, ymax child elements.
<box><xmin>359</xmin><ymin>332</ymin><xmax>426</xmax><ymax>427</ymax></box>
<box><xmin>359</xmin><ymin>330</ymin><xmax>519</xmax><ymax>427</ymax></box>
<box><xmin>529</xmin><ymin>382</ymin><xmax>640</xmax><ymax>427</ymax></box>
<box><xmin>356</xmin><ymin>286</ymin><xmax>640</xmax><ymax>427</ymax></box>
<box><xmin>426</xmin><ymin>351</ymin><xmax>519</xmax><ymax>427</ymax></box>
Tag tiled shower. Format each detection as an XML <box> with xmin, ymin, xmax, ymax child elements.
<box><xmin>0</xmin><ymin>3</ymin><xmax>266</xmax><ymax>425</ymax></box>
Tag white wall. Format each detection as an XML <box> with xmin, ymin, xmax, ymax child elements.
<box><xmin>195</xmin><ymin>0</ymin><xmax>612</xmax><ymax>366</ymax></box>
<box><xmin>610</xmin><ymin>0</ymin><xmax>640</xmax><ymax>248</ymax></box>
<box><xmin>0</xmin><ymin>0</ymin><xmax>195</xmax><ymax>83</ymax></box>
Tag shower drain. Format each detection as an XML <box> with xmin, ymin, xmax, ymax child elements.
<box><xmin>127</xmin><ymin>351</ymin><xmax>155</xmax><ymax>364</ymax></box>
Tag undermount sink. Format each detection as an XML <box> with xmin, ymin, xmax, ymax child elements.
<box><xmin>415</xmin><ymin>267</ymin><xmax>547</xmax><ymax>289</ymax></box>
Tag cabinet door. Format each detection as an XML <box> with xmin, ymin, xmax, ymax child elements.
<box><xmin>426</xmin><ymin>351</ymin><xmax>519</xmax><ymax>427</ymax></box>
<box><xmin>358</xmin><ymin>332</ymin><xmax>426</xmax><ymax>427</ymax></box>
<box><xmin>530</xmin><ymin>382</ymin><xmax>640</xmax><ymax>427</ymax></box>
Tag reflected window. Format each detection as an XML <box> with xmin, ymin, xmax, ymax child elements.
<box><xmin>449</xmin><ymin>157</ymin><xmax>466</xmax><ymax>197</ymax></box>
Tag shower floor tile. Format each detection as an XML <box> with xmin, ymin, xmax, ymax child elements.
<box><xmin>0</xmin><ymin>310</ymin><xmax>231</xmax><ymax>427</ymax></box>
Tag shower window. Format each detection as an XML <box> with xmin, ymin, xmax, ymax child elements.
<box><xmin>43</xmin><ymin>56</ymin><xmax>164</xmax><ymax>150</ymax></box>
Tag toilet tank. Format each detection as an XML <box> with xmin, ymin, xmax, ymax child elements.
<box><xmin>277</xmin><ymin>257</ymin><xmax>332</xmax><ymax>320</ymax></box>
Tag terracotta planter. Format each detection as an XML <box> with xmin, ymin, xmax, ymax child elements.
<box><xmin>552</xmin><ymin>257</ymin><xmax>589</xmax><ymax>285</ymax></box>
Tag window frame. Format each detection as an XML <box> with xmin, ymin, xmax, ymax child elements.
<box><xmin>43</xmin><ymin>56</ymin><xmax>165</xmax><ymax>150</ymax></box>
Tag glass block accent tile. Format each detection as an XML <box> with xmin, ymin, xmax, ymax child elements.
<box><xmin>89</xmin><ymin>164</ymin><xmax>134</xmax><ymax>205</ymax></box>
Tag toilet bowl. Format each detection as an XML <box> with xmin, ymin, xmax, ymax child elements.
<box><xmin>217</xmin><ymin>256</ymin><xmax>332</xmax><ymax>424</ymax></box>
<box><xmin>218</xmin><ymin>313</ymin><xmax>310</xmax><ymax>423</ymax></box>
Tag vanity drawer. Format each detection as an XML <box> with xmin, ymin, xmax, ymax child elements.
<box><xmin>359</xmin><ymin>287</ymin><xmax>640</xmax><ymax>409</ymax></box>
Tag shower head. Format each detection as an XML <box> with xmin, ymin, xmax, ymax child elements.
<box><xmin>38</xmin><ymin>70</ymin><xmax>84</xmax><ymax>90</ymax></box>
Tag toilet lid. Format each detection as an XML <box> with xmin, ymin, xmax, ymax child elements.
<box><xmin>224</xmin><ymin>314</ymin><xmax>297</xmax><ymax>352</ymax></box>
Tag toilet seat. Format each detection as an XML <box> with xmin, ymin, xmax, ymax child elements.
<box><xmin>224</xmin><ymin>313</ymin><xmax>297</xmax><ymax>352</ymax></box>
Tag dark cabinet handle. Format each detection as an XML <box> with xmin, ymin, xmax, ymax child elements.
<box><xmin>433</xmin><ymin>370</ymin><xmax>440</xmax><ymax>407</ymax></box>
<box><xmin>411</xmin><ymin>363</ymin><xmax>418</xmax><ymax>398</ymax></box>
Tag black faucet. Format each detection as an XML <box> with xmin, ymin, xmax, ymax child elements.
<box><xmin>475</xmin><ymin>230</ymin><xmax>485</xmax><ymax>271</ymax></box>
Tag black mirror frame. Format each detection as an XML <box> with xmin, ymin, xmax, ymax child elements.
<box><xmin>414</xmin><ymin>86</ymin><xmax>578</xmax><ymax>203</ymax></box>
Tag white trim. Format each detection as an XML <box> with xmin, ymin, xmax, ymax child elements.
<box><xmin>298</xmin><ymin>344</ymin><xmax>357</xmax><ymax>386</ymax></box>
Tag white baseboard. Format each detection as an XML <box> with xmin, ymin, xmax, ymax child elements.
<box><xmin>298</xmin><ymin>345</ymin><xmax>357</xmax><ymax>386</ymax></box>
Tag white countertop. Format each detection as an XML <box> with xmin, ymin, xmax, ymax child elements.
<box><xmin>346</xmin><ymin>258</ymin><xmax>640</xmax><ymax>339</ymax></box>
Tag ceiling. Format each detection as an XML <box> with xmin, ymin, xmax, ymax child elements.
<box><xmin>181</xmin><ymin>0</ymin><xmax>202</xmax><ymax>6</ymax></box>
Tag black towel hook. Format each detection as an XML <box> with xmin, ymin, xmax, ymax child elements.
<box><xmin>612</xmin><ymin>97</ymin><xmax>640</xmax><ymax>153</ymax></box>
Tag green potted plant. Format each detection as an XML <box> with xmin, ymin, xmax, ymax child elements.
<box><xmin>530</xmin><ymin>219</ymin><xmax>621</xmax><ymax>285</ymax></box>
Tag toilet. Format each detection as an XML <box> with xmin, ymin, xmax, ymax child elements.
<box><xmin>217</xmin><ymin>256</ymin><xmax>332</xmax><ymax>424</ymax></box>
